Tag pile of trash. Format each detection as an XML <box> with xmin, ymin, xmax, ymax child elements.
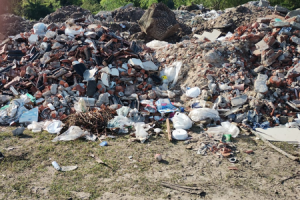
<box><xmin>2</xmin><ymin>1</ymin><xmax>300</xmax><ymax>160</ymax></box>
<box><xmin>153</xmin><ymin>5</ymin><xmax>300</xmax><ymax>133</ymax></box>
<box><xmin>193</xmin><ymin>3</ymin><xmax>272</xmax><ymax>34</ymax></box>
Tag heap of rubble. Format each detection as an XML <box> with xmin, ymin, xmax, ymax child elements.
<box><xmin>1</xmin><ymin>2</ymin><xmax>300</xmax><ymax>151</ymax></box>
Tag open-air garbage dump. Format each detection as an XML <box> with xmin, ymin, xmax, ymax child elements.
<box><xmin>2</xmin><ymin>1</ymin><xmax>300</xmax><ymax>199</ymax></box>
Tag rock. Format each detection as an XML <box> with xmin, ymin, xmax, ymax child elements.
<box><xmin>254</xmin><ymin>74</ymin><xmax>268</xmax><ymax>94</ymax></box>
<box><xmin>258</xmin><ymin>0</ymin><xmax>269</xmax><ymax>7</ymax></box>
<box><xmin>96</xmin><ymin>93</ymin><xmax>110</xmax><ymax>106</ymax></box>
<box><xmin>155</xmin><ymin>154</ymin><xmax>162</xmax><ymax>162</ymax></box>
<box><xmin>138</xmin><ymin>3</ymin><xmax>180</xmax><ymax>40</ymax></box>
<box><xmin>275</xmin><ymin>5</ymin><xmax>289</xmax><ymax>14</ymax></box>
<box><xmin>12</xmin><ymin>127</ymin><xmax>25</xmax><ymax>136</ymax></box>
<box><xmin>231</xmin><ymin>95</ymin><xmax>248</xmax><ymax>106</ymax></box>
<box><xmin>142</xmin><ymin>61</ymin><xmax>158</xmax><ymax>71</ymax></box>
<box><xmin>203</xmin><ymin>50</ymin><xmax>222</xmax><ymax>63</ymax></box>
<box><xmin>291</xmin><ymin>22</ymin><xmax>300</xmax><ymax>30</ymax></box>
<box><xmin>125</xmin><ymin>85</ymin><xmax>136</xmax><ymax>96</ymax></box>
<box><xmin>270</xmin><ymin>22</ymin><xmax>290</xmax><ymax>28</ymax></box>
<box><xmin>291</xmin><ymin>36</ymin><xmax>300</xmax><ymax>45</ymax></box>
<box><xmin>128</xmin><ymin>58</ymin><xmax>143</xmax><ymax>67</ymax></box>
<box><xmin>286</xmin><ymin>10</ymin><xmax>300</xmax><ymax>18</ymax></box>
<box><xmin>261</xmin><ymin>49</ymin><xmax>282</xmax><ymax>66</ymax></box>
<box><xmin>50</xmin><ymin>84</ymin><xmax>58</xmax><ymax>94</ymax></box>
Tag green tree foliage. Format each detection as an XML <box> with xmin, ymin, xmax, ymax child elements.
<box><xmin>6</xmin><ymin>0</ymin><xmax>300</xmax><ymax>20</ymax></box>
<box><xmin>81</xmin><ymin>0</ymin><xmax>102</xmax><ymax>14</ymax></box>
<box><xmin>22</xmin><ymin>0</ymin><xmax>55</xmax><ymax>20</ymax></box>
<box><xmin>100</xmin><ymin>0</ymin><xmax>131</xmax><ymax>10</ymax></box>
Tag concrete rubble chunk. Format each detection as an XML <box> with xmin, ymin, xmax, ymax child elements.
<box><xmin>128</xmin><ymin>58</ymin><xmax>143</xmax><ymax>67</ymax></box>
<box><xmin>142</xmin><ymin>61</ymin><xmax>158</xmax><ymax>71</ymax></box>
<box><xmin>286</xmin><ymin>10</ymin><xmax>300</xmax><ymax>18</ymax></box>
<box><xmin>275</xmin><ymin>5</ymin><xmax>289</xmax><ymax>14</ymax></box>
<box><xmin>270</xmin><ymin>22</ymin><xmax>290</xmax><ymax>28</ymax></box>
<box><xmin>291</xmin><ymin>22</ymin><xmax>300</xmax><ymax>30</ymax></box>
<box><xmin>254</xmin><ymin>74</ymin><xmax>268</xmax><ymax>93</ymax></box>
<box><xmin>231</xmin><ymin>95</ymin><xmax>248</xmax><ymax>106</ymax></box>
<box><xmin>291</xmin><ymin>36</ymin><xmax>300</xmax><ymax>45</ymax></box>
<box><xmin>138</xmin><ymin>3</ymin><xmax>180</xmax><ymax>40</ymax></box>
<box><xmin>258</xmin><ymin>0</ymin><xmax>269</xmax><ymax>7</ymax></box>
<box><xmin>203</xmin><ymin>50</ymin><xmax>222</xmax><ymax>63</ymax></box>
<box><xmin>193</xmin><ymin>29</ymin><xmax>222</xmax><ymax>42</ymax></box>
<box><xmin>101</xmin><ymin>73</ymin><xmax>110</xmax><ymax>87</ymax></box>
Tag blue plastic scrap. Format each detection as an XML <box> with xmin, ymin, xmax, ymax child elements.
<box><xmin>155</xmin><ymin>99</ymin><xmax>178</xmax><ymax>114</ymax></box>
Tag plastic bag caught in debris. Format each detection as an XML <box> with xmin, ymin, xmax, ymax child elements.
<box><xmin>134</xmin><ymin>122</ymin><xmax>149</xmax><ymax>143</ymax></box>
<box><xmin>28</xmin><ymin>121</ymin><xmax>44</xmax><ymax>132</ymax></box>
<box><xmin>146</xmin><ymin>40</ymin><xmax>169</xmax><ymax>49</ymax></box>
<box><xmin>186</xmin><ymin>87</ymin><xmax>201</xmax><ymax>98</ymax></box>
<box><xmin>33</xmin><ymin>23</ymin><xmax>47</xmax><ymax>36</ymax></box>
<box><xmin>155</xmin><ymin>99</ymin><xmax>178</xmax><ymax>114</ymax></box>
<box><xmin>116</xmin><ymin>106</ymin><xmax>131</xmax><ymax>117</ymax></box>
<box><xmin>19</xmin><ymin>107</ymin><xmax>38</xmax><ymax>124</ymax></box>
<box><xmin>107</xmin><ymin>116</ymin><xmax>132</xmax><ymax>133</ymax></box>
<box><xmin>207</xmin><ymin>121</ymin><xmax>240</xmax><ymax>138</ymax></box>
<box><xmin>65</xmin><ymin>25</ymin><xmax>84</xmax><ymax>37</ymax></box>
<box><xmin>52</xmin><ymin>126</ymin><xmax>89</xmax><ymax>142</ymax></box>
<box><xmin>74</xmin><ymin>98</ymin><xmax>87</xmax><ymax>113</ymax></box>
<box><xmin>189</xmin><ymin>108</ymin><xmax>220</xmax><ymax>122</ymax></box>
<box><xmin>46</xmin><ymin>120</ymin><xmax>63</xmax><ymax>134</ymax></box>
<box><xmin>171</xmin><ymin>112</ymin><xmax>193</xmax><ymax>130</ymax></box>
<box><xmin>160</xmin><ymin>62</ymin><xmax>182</xmax><ymax>87</ymax></box>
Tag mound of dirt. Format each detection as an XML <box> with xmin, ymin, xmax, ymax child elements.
<box><xmin>112</xmin><ymin>7</ymin><xmax>145</xmax><ymax>22</ymax></box>
<box><xmin>194</xmin><ymin>5</ymin><xmax>272</xmax><ymax>34</ymax></box>
<box><xmin>42</xmin><ymin>5</ymin><xmax>91</xmax><ymax>24</ymax></box>
<box><xmin>0</xmin><ymin>14</ymin><xmax>35</xmax><ymax>37</ymax></box>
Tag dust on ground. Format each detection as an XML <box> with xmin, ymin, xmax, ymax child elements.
<box><xmin>1</xmin><ymin>126</ymin><xmax>300</xmax><ymax>199</ymax></box>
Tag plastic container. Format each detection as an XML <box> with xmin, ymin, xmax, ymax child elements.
<box><xmin>100</xmin><ymin>141</ymin><xmax>108</xmax><ymax>146</ymax></box>
<box><xmin>172</xmin><ymin>129</ymin><xmax>188</xmax><ymax>140</ymax></box>
<box><xmin>171</xmin><ymin>112</ymin><xmax>193</xmax><ymax>130</ymax></box>
<box><xmin>186</xmin><ymin>87</ymin><xmax>201</xmax><ymax>98</ymax></box>
<box><xmin>52</xmin><ymin>161</ymin><xmax>61</xmax><ymax>171</ymax></box>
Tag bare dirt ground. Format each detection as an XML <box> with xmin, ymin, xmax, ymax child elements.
<box><xmin>1</xmin><ymin>125</ymin><xmax>300</xmax><ymax>200</ymax></box>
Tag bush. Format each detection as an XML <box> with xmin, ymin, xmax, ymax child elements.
<box><xmin>81</xmin><ymin>0</ymin><xmax>102</xmax><ymax>14</ymax></box>
<box><xmin>100</xmin><ymin>0</ymin><xmax>132</xmax><ymax>10</ymax></box>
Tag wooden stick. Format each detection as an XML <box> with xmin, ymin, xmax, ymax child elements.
<box><xmin>161</xmin><ymin>182</ymin><xmax>203</xmax><ymax>195</ymax></box>
<box><xmin>251</xmin><ymin>130</ymin><xmax>299</xmax><ymax>161</ymax></box>
<box><xmin>166</xmin><ymin>118</ymin><xmax>172</xmax><ymax>141</ymax></box>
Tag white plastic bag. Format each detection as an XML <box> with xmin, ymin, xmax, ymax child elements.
<box><xmin>46</xmin><ymin>120</ymin><xmax>63</xmax><ymax>134</ymax></box>
<box><xmin>27</xmin><ymin>121</ymin><xmax>44</xmax><ymax>132</ymax></box>
<box><xmin>171</xmin><ymin>112</ymin><xmax>193</xmax><ymax>130</ymax></box>
<box><xmin>134</xmin><ymin>122</ymin><xmax>149</xmax><ymax>143</ymax></box>
<box><xmin>33</xmin><ymin>23</ymin><xmax>47</xmax><ymax>36</ymax></box>
<box><xmin>65</xmin><ymin>25</ymin><xmax>84</xmax><ymax>37</ymax></box>
<box><xmin>74</xmin><ymin>98</ymin><xmax>87</xmax><ymax>113</ymax></box>
<box><xmin>52</xmin><ymin>126</ymin><xmax>88</xmax><ymax>142</ymax></box>
<box><xmin>189</xmin><ymin>108</ymin><xmax>220</xmax><ymax>122</ymax></box>
<box><xmin>160</xmin><ymin>62</ymin><xmax>182</xmax><ymax>86</ymax></box>
<box><xmin>186</xmin><ymin>87</ymin><xmax>201</xmax><ymax>98</ymax></box>
<box><xmin>207</xmin><ymin>121</ymin><xmax>240</xmax><ymax>138</ymax></box>
<box><xmin>146</xmin><ymin>40</ymin><xmax>169</xmax><ymax>49</ymax></box>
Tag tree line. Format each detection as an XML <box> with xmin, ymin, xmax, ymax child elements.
<box><xmin>1</xmin><ymin>0</ymin><xmax>300</xmax><ymax>20</ymax></box>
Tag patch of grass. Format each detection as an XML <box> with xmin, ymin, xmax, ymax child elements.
<box><xmin>271</xmin><ymin>141</ymin><xmax>300</xmax><ymax>156</ymax></box>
